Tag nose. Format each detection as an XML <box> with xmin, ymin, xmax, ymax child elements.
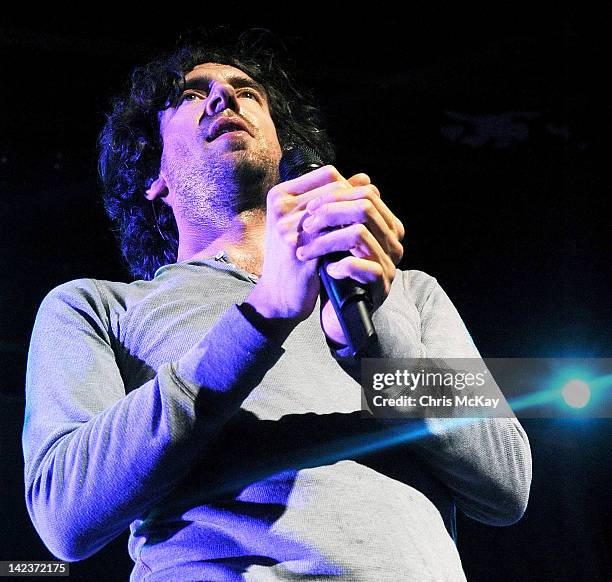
<box><xmin>205</xmin><ymin>81</ymin><xmax>239</xmax><ymax>116</ymax></box>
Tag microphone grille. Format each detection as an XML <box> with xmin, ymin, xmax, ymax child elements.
<box><xmin>279</xmin><ymin>144</ymin><xmax>325</xmax><ymax>182</ymax></box>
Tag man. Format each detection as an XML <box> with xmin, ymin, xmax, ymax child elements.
<box><xmin>23</xmin><ymin>31</ymin><xmax>531</xmax><ymax>580</ymax></box>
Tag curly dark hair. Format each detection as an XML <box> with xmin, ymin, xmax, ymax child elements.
<box><xmin>98</xmin><ymin>28</ymin><xmax>335</xmax><ymax>281</ymax></box>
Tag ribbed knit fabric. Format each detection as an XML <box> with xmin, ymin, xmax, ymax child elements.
<box><xmin>23</xmin><ymin>258</ymin><xmax>531</xmax><ymax>581</ymax></box>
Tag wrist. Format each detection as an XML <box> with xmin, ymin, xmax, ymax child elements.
<box><xmin>239</xmin><ymin>298</ymin><xmax>299</xmax><ymax>345</ymax></box>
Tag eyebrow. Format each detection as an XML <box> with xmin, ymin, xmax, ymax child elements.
<box><xmin>183</xmin><ymin>73</ymin><xmax>267</xmax><ymax>98</ymax></box>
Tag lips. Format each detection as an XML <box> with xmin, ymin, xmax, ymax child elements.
<box><xmin>206</xmin><ymin>117</ymin><xmax>252</xmax><ymax>142</ymax></box>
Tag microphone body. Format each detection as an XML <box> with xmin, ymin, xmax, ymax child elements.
<box><xmin>279</xmin><ymin>145</ymin><xmax>377</xmax><ymax>355</ymax></box>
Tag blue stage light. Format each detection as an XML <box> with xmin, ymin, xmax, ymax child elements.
<box><xmin>561</xmin><ymin>379</ymin><xmax>591</xmax><ymax>409</ymax></box>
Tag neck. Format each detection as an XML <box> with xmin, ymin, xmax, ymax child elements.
<box><xmin>177</xmin><ymin>208</ymin><xmax>266</xmax><ymax>276</ymax></box>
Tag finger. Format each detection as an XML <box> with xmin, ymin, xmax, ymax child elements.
<box><xmin>346</xmin><ymin>173</ymin><xmax>381</xmax><ymax>198</ymax></box>
<box><xmin>306</xmin><ymin>185</ymin><xmax>402</xmax><ymax>239</ymax></box>
<box><xmin>302</xmin><ymin>198</ymin><xmax>389</xmax><ymax>244</ymax></box>
<box><xmin>303</xmin><ymin>194</ymin><xmax>404</xmax><ymax>264</ymax></box>
<box><xmin>277</xmin><ymin>164</ymin><xmax>348</xmax><ymax>195</ymax></box>
<box><xmin>325</xmin><ymin>256</ymin><xmax>393</xmax><ymax>306</ymax></box>
<box><xmin>297</xmin><ymin>223</ymin><xmax>394</xmax><ymax>267</ymax></box>
<box><xmin>268</xmin><ymin>179</ymin><xmax>351</xmax><ymax>222</ymax></box>
<box><xmin>325</xmin><ymin>255</ymin><xmax>385</xmax><ymax>285</ymax></box>
<box><xmin>347</xmin><ymin>173</ymin><xmax>371</xmax><ymax>187</ymax></box>
<box><xmin>294</xmin><ymin>180</ymin><xmax>351</xmax><ymax>211</ymax></box>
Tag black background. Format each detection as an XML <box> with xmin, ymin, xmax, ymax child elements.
<box><xmin>1</xmin><ymin>8</ymin><xmax>609</xmax><ymax>581</ymax></box>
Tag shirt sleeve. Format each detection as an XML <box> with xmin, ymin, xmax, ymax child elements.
<box><xmin>22</xmin><ymin>279</ymin><xmax>284</xmax><ymax>561</ymax></box>
<box><xmin>330</xmin><ymin>270</ymin><xmax>532</xmax><ymax>526</ymax></box>
<box><xmin>410</xmin><ymin>271</ymin><xmax>532</xmax><ymax>525</ymax></box>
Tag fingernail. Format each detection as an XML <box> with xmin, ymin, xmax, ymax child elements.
<box><xmin>302</xmin><ymin>216</ymin><xmax>313</xmax><ymax>230</ymax></box>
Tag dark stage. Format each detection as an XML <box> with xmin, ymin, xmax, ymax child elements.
<box><xmin>1</xmin><ymin>11</ymin><xmax>609</xmax><ymax>581</ymax></box>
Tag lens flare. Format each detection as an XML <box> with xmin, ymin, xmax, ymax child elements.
<box><xmin>561</xmin><ymin>379</ymin><xmax>591</xmax><ymax>409</ymax></box>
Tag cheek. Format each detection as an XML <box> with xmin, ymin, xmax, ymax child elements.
<box><xmin>160</xmin><ymin>141</ymin><xmax>195</xmax><ymax>177</ymax></box>
<box><xmin>247</xmin><ymin>106</ymin><xmax>281</xmax><ymax>156</ymax></box>
<box><xmin>160</xmin><ymin>121</ymin><xmax>203</xmax><ymax>164</ymax></box>
<box><xmin>160</xmin><ymin>108</ymin><xmax>201</xmax><ymax>142</ymax></box>
<box><xmin>262</xmin><ymin>121</ymin><xmax>282</xmax><ymax>160</ymax></box>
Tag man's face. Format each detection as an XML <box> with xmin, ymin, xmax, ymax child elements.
<box><xmin>156</xmin><ymin>62</ymin><xmax>282</xmax><ymax>227</ymax></box>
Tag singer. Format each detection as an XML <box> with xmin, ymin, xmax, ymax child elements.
<box><xmin>23</xmin><ymin>29</ymin><xmax>531</xmax><ymax>580</ymax></box>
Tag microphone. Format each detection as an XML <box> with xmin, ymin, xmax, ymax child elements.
<box><xmin>279</xmin><ymin>144</ymin><xmax>377</xmax><ymax>355</ymax></box>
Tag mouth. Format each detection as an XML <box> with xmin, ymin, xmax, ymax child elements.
<box><xmin>206</xmin><ymin>118</ymin><xmax>252</xmax><ymax>142</ymax></box>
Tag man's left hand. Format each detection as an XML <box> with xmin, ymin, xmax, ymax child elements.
<box><xmin>296</xmin><ymin>172</ymin><xmax>405</xmax><ymax>346</ymax></box>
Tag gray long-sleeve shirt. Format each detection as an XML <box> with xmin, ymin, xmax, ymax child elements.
<box><xmin>23</xmin><ymin>257</ymin><xmax>531</xmax><ymax>581</ymax></box>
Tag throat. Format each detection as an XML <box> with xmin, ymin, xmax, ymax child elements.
<box><xmin>227</xmin><ymin>248</ymin><xmax>263</xmax><ymax>277</ymax></box>
<box><xmin>178</xmin><ymin>209</ymin><xmax>266</xmax><ymax>277</ymax></box>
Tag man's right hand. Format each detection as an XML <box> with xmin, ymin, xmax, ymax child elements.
<box><xmin>245</xmin><ymin>165</ymin><xmax>359</xmax><ymax>342</ymax></box>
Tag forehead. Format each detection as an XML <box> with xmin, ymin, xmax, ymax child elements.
<box><xmin>185</xmin><ymin>62</ymin><xmax>259</xmax><ymax>85</ymax></box>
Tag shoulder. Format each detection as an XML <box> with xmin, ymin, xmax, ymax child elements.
<box><xmin>38</xmin><ymin>278</ymin><xmax>105</xmax><ymax>312</ymax></box>
<box><xmin>41</xmin><ymin>277</ymin><xmax>134</xmax><ymax>308</ymax></box>
<box><xmin>36</xmin><ymin>277</ymin><xmax>152</xmax><ymax>326</ymax></box>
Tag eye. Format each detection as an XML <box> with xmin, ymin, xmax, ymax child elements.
<box><xmin>239</xmin><ymin>89</ymin><xmax>261</xmax><ymax>102</ymax></box>
<box><xmin>179</xmin><ymin>90</ymin><xmax>205</xmax><ymax>104</ymax></box>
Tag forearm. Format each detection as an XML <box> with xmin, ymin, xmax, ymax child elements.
<box><xmin>413</xmin><ymin>273</ymin><xmax>532</xmax><ymax>523</ymax></box>
<box><xmin>329</xmin><ymin>270</ymin><xmax>532</xmax><ymax>522</ymax></box>
<box><xmin>411</xmin><ymin>416</ymin><xmax>532</xmax><ymax>524</ymax></box>
<box><xmin>24</xmin><ymin>297</ymin><xmax>283</xmax><ymax>561</ymax></box>
<box><xmin>26</xmin><ymin>368</ymin><xmax>197</xmax><ymax>561</ymax></box>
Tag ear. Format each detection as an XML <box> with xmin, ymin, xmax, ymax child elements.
<box><xmin>145</xmin><ymin>175</ymin><xmax>169</xmax><ymax>202</ymax></box>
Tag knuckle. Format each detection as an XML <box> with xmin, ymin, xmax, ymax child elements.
<box><xmin>280</xmin><ymin>198</ymin><xmax>295</xmax><ymax>216</ymax></box>
<box><xmin>359</xmin><ymin>198</ymin><xmax>374</xmax><ymax>218</ymax></box>
<box><xmin>345</xmin><ymin>257</ymin><xmax>357</xmax><ymax>274</ymax></box>
<box><xmin>364</xmin><ymin>184</ymin><xmax>377</xmax><ymax>200</ymax></box>
<box><xmin>384</xmin><ymin>278</ymin><xmax>391</xmax><ymax>295</ymax></box>
<box><xmin>395</xmin><ymin>218</ymin><xmax>406</xmax><ymax>239</ymax></box>
<box><xmin>306</xmin><ymin>239</ymin><xmax>319</xmax><ymax>256</ymax></box>
<box><xmin>268</xmin><ymin>194</ymin><xmax>285</xmax><ymax>215</ymax></box>
<box><xmin>277</xmin><ymin>217</ymin><xmax>292</xmax><ymax>238</ymax></box>
<box><xmin>387</xmin><ymin>247</ymin><xmax>401</xmax><ymax>266</ymax></box>
<box><xmin>316</xmin><ymin>182</ymin><xmax>346</xmax><ymax>207</ymax></box>
<box><xmin>331</xmin><ymin>183</ymin><xmax>348</xmax><ymax>200</ymax></box>
<box><xmin>396</xmin><ymin>242</ymin><xmax>405</xmax><ymax>262</ymax></box>
<box><xmin>323</xmin><ymin>182</ymin><xmax>348</xmax><ymax>205</ymax></box>
<box><xmin>267</xmin><ymin>184</ymin><xmax>283</xmax><ymax>201</ymax></box>
<box><xmin>350</xmin><ymin>172</ymin><xmax>370</xmax><ymax>186</ymax></box>
<box><xmin>384</xmin><ymin>253</ymin><xmax>396</xmax><ymax>271</ymax></box>
<box><xmin>386</xmin><ymin>266</ymin><xmax>396</xmax><ymax>290</ymax></box>
<box><xmin>352</xmin><ymin>223</ymin><xmax>369</xmax><ymax>242</ymax></box>
<box><xmin>337</xmin><ymin>257</ymin><xmax>349</xmax><ymax>273</ymax></box>
<box><xmin>393</xmin><ymin>248</ymin><xmax>404</xmax><ymax>264</ymax></box>
<box><xmin>266</xmin><ymin>189</ymin><xmax>279</xmax><ymax>211</ymax></box>
<box><xmin>369</xmin><ymin>261</ymin><xmax>382</xmax><ymax>278</ymax></box>
<box><xmin>322</xmin><ymin>165</ymin><xmax>343</xmax><ymax>182</ymax></box>
<box><xmin>394</xmin><ymin>237</ymin><xmax>404</xmax><ymax>253</ymax></box>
